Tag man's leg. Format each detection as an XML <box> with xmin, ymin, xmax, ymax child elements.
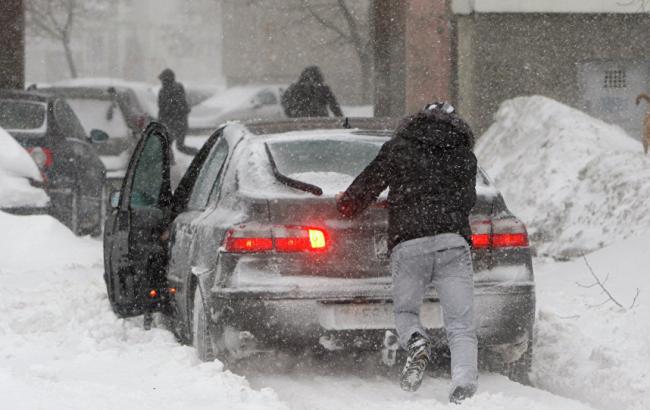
<box><xmin>431</xmin><ymin>237</ymin><xmax>478</xmax><ymax>402</ymax></box>
<box><xmin>390</xmin><ymin>239</ymin><xmax>435</xmax><ymax>391</ymax></box>
<box><xmin>391</xmin><ymin>241</ymin><xmax>432</xmax><ymax>348</ymax></box>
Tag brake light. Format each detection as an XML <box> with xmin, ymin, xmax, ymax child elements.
<box><xmin>225</xmin><ymin>225</ymin><xmax>328</xmax><ymax>253</ymax></box>
<box><xmin>471</xmin><ymin>217</ymin><xmax>529</xmax><ymax>249</ymax></box>
<box><xmin>26</xmin><ymin>147</ymin><xmax>54</xmax><ymax>170</ymax></box>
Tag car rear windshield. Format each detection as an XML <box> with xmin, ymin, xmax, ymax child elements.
<box><xmin>65</xmin><ymin>98</ymin><xmax>131</xmax><ymax>139</ymax></box>
<box><xmin>0</xmin><ymin>100</ymin><xmax>47</xmax><ymax>132</ymax></box>
<box><xmin>265</xmin><ymin>137</ymin><xmax>386</xmax><ymax>194</ymax></box>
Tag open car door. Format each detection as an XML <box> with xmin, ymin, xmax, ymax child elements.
<box><xmin>103</xmin><ymin>122</ymin><xmax>172</xmax><ymax>318</ymax></box>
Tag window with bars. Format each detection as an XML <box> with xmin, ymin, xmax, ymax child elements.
<box><xmin>603</xmin><ymin>70</ymin><xmax>627</xmax><ymax>88</ymax></box>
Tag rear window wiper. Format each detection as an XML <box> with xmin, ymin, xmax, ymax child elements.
<box><xmin>264</xmin><ymin>142</ymin><xmax>323</xmax><ymax>196</ymax></box>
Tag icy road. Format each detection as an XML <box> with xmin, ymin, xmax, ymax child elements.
<box><xmin>4</xmin><ymin>211</ymin><xmax>646</xmax><ymax>410</ymax></box>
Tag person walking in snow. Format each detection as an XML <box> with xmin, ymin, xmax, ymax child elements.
<box><xmin>336</xmin><ymin>102</ymin><xmax>478</xmax><ymax>404</ymax></box>
<box><xmin>281</xmin><ymin>66</ymin><xmax>343</xmax><ymax>118</ymax></box>
<box><xmin>157</xmin><ymin>68</ymin><xmax>197</xmax><ymax>156</ymax></box>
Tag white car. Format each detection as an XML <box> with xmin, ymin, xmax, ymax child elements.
<box><xmin>0</xmin><ymin>126</ymin><xmax>49</xmax><ymax>214</ymax></box>
<box><xmin>188</xmin><ymin>84</ymin><xmax>287</xmax><ymax>133</ymax></box>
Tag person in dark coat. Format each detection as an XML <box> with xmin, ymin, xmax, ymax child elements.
<box><xmin>157</xmin><ymin>68</ymin><xmax>197</xmax><ymax>156</ymax></box>
<box><xmin>281</xmin><ymin>66</ymin><xmax>343</xmax><ymax>118</ymax></box>
<box><xmin>336</xmin><ymin>102</ymin><xmax>478</xmax><ymax>403</ymax></box>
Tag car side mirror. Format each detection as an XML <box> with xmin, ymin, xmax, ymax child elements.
<box><xmin>110</xmin><ymin>190</ymin><xmax>121</xmax><ymax>209</ymax></box>
<box><xmin>251</xmin><ymin>99</ymin><xmax>262</xmax><ymax>109</ymax></box>
<box><xmin>90</xmin><ymin>129</ymin><xmax>110</xmax><ymax>143</ymax></box>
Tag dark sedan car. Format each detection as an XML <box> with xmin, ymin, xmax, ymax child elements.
<box><xmin>0</xmin><ymin>91</ymin><xmax>107</xmax><ymax>235</ymax></box>
<box><xmin>36</xmin><ymin>86</ymin><xmax>145</xmax><ymax>191</ymax></box>
<box><xmin>104</xmin><ymin>119</ymin><xmax>535</xmax><ymax>384</ymax></box>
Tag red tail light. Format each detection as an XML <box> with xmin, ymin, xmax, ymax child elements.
<box><xmin>471</xmin><ymin>217</ymin><xmax>529</xmax><ymax>249</ymax></box>
<box><xmin>26</xmin><ymin>147</ymin><xmax>54</xmax><ymax>170</ymax></box>
<box><xmin>225</xmin><ymin>225</ymin><xmax>329</xmax><ymax>253</ymax></box>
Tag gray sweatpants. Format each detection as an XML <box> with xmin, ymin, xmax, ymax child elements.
<box><xmin>390</xmin><ymin>233</ymin><xmax>478</xmax><ymax>391</ymax></box>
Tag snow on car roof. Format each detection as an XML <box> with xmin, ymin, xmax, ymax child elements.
<box><xmin>196</xmin><ymin>84</ymin><xmax>285</xmax><ymax>110</ymax></box>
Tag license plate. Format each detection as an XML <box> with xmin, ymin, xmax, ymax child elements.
<box><xmin>318</xmin><ymin>302</ymin><xmax>443</xmax><ymax>330</ymax></box>
<box><xmin>374</xmin><ymin>234</ymin><xmax>389</xmax><ymax>259</ymax></box>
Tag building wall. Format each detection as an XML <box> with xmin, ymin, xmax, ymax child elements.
<box><xmin>456</xmin><ymin>13</ymin><xmax>650</xmax><ymax>136</ymax></box>
<box><xmin>221</xmin><ymin>0</ymin><xmax>371</xmax><ymax>105</ymax></box>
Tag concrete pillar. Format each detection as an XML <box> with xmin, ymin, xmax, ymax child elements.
<box><xmin>373</xmin><ymin>0</ymin><xmax>453</xmax><ymax>117</ymax></box>
<box><xmin>0</xmin><ymin>0</ymin><xmax>25</xmax><ymax>89</ymax></box>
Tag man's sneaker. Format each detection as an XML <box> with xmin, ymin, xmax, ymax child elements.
<box><xmin>449</xmin><ymin>385</ymin><xmax>477</xmax><ymax>404</ymax></box>
<box><xmin>400</xmin><ymin>333</ymin><xmax>431</xmax><ymax>392</ymax></box>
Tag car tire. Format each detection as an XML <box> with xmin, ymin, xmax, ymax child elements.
<box><xmin>193</xmin><ymin>286</ymin><xmax>218</xmax><ymax>362</ymax></box>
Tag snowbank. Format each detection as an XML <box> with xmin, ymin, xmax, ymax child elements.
<box><xmin>0</xmin><ymin>211</ymin><xmax>99</xmax><ymax>272</ymax></box>
<box><xmin>475</xmin><ymin>95</ymin><xmax>648</xmax><ymax>258</ymax></box>
<box><xmin>533</xmin><ymin>231</ymin><xmax>650</xmax><ymax>410</ymax></box>
<box><xmin>0</xmin><ymin>127</ymin><xmax>49</xmax><ymax>209</ymax></box>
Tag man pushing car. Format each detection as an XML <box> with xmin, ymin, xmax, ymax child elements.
<box><xmin>336</xmin><ymin>102</ymin><xmax>478</xmax><ymax>403</ymax></box>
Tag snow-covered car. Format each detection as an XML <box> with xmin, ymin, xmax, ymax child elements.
<box><xmin>36</xmin><ymin>86</ymin><xmax>143</xmax><ymax>188</ymax></box>
<box><xmin>103</xmin><ymin>119</ymin><xmax>535</xmax><ymax>384</ymax></box>
<box><xmin>0</xmin><ymin>125</ymin><xmax>50</xmax><ymax>214</ymax></box>
<box><xmin>188</xmin><ymin>85</ymin><xmax>286</xmax><ymax>133</ymax></box>
<box><xmin>47</xmin><ymin>78</ymin><xmax>158</xmax><ymax>125</ymax></box>
<box><xmin>0</xmin><ymin>90</ymin><xmax>107</xmax><ymax>235</ymax></box>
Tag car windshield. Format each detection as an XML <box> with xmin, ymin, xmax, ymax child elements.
<box><xmin>65</xmin><ymin>98</ymin><xmax>131</xmax><ymax>139</ymax></box>
<box><xmin>264</xmin><ymin>137</ymin><xmax>386</xmax><ymax>195</ymax></box>
<box><xmin>0</xmin><ymin>100</ymin><xmax>47</xmax><ymax>132</ymax></box>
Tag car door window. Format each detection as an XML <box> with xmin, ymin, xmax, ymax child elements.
<box><xmin>186</xmin><ymin>138</ymin><xmax>229</xmax><ymax>210</ymax></box>
<box><xmin>53</xmin><ymin>100</ymin><xmax>87</xmax><ymax>140</ymax></box>
<box><xmin>130</xmin><ymin>133</ymin><xmax>164</xmax><ymax>208</ymax></box>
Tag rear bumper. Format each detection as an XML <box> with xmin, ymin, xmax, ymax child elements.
<box><xmin>208</xmin><ymin>279</ymin><xmax>535</xmax><ymax>351</ymax></box>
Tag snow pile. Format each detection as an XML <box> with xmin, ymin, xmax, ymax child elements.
<box><xmin>0</xmin><ymin>213</ymin><xmax>288</xmax><ymax>410</ymax></box>
<box><xmin>0</xmin><ymin>127</ymin><xmax>49</xmax><ymax>209</ymax></box>
<box><xmin>475</xmin><ymin>95</ymin><xmax>648</xmax><ymax>257</ymax></box>
<box><xmin>533</xmin><ymin>232</ymin><xmax>650</xmax><ymax>410</ymax></box>
<box><xmin>0</xmin><ymin>211</ymin><xmax>99</xmax><ymax>272</ymax></box>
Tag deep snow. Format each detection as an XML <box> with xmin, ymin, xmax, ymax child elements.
<box><xmin>475</xmin><ymin>95</ymin><xmax>649</xmax><ymax>258</ymax></box>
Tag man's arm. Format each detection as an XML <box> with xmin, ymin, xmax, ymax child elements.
<box><xmin>325</xmin><ymin>86</ymin><xmax>343</xmax><ymax>117</ymax></box>
<box><xmin>337</xmin><ymin>141</ymin><xmax>393</xmax><ymax>217</ymax></box>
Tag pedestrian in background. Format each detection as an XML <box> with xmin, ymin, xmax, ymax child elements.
<box><xmin>336</xmin><ymin>102</ymin><xmax>478</xmax><ymax>404</ymax></box>
<box><xmin>282</xmin><ymin>65</ymin><xmax>343</xmax><ymax>118</ymax></box>
<box><xmin>157</xmin><ymin>68</ymin><xmax>197</xmax><ymax>156</ymax></box>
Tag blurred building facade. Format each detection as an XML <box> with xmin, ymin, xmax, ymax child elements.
<box><xmin>372</xmin><ymin>0</ymin><xmax>650</xmax><ymax>138</ymax></box>
<box><xmin>25</xmin><ymin>0</ymin><xmax>225</xmax><ymax>86</ymax></box>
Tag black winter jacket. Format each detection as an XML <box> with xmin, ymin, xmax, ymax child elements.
<box><xmin>282</xmin><ymin>66</ymin><xmax>343</xmax><ymax>118</ymax></box>
<box><xmin>158</xmin><ymin>81</ymin><xmax>190</xmax><ymax>139</ymax></box>
<box><xmin>337</xmin><ymin>110</ymin><xmax>477</xmax><ymax>250</ymax></box>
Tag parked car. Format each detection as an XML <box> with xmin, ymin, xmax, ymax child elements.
<box><xmin>188</xmin><ymin>85</ymin><xmax>286</xmax><ymax>134</ymax></box>
<box><xmin>103</xmin><ymin>118</ymin><xmax>535</xmax><ymax>384</ymax></box>
<box><xmin>0</xmin><ymin>125</ymin><xmax>50</xmax><ymax>214</ymax></box>
<box><xmin>37</xmin><ymin>86</ymin><xmax>143</xmax><ymax>189</ymax></box>
<box><xmin>0</xmin><ymin>90</ymin><xmax>107</xmax><ymax>235</ymax></box>
<box><xmin>47</xmin><ymin>78</ymin><xmax>158</xmax><ymax>127</ymax></box>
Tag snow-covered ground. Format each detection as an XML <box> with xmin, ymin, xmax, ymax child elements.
<box><xmin>476</xmin><ymin>96</ymin><xmax>649</xmax><ymax>258</ymax></box>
